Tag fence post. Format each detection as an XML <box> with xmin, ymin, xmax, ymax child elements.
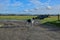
<box><xmin>58</xmin><ymin>14</ymin><xmax>60</xmax><ymax>21</ymax></box>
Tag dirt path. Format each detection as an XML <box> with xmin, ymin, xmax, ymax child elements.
<box><xmin>0</xmin><ymin>20</ymin><xmax>60</xmax><ymax>40</ymax></box>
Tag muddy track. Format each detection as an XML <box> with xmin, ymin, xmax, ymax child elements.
<box><xmin>0</xmin><ymin>20</ymin><xmax>60</xmax><ymax>40</ymax></box>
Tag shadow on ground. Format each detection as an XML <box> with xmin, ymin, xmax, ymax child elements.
<box><xmin>39</xmin><ymin>20</ymin><xmax>60</xmax><ymax>31</ymax></box>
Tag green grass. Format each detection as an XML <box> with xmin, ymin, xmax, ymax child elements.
<box><xmin>0</xmin><ymin>16</ymin><xmax>37</xmax><ymax>20</ymax></box>
<box><xmin>41</xmin><ymin>16</ymin><xmax>60</xmax><ymax>27</ymax></box>
<box><xmin>41</xmin><ymin>16</ymin><xmax>58</xmax><ymax>23</ymax></box>
<box><xmin>0</xmin><ymin>16</ymin><xmax>60</xmax><ymax>27</ymax></box>
<box><xmin>48</xmin><ymin>21</ymin><xmax>60</xmax><ymax>27</ymax></box>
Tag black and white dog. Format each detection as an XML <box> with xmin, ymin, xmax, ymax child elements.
<box><xmin>27</xmin><ymin>18</ymin><xmax>35</xmax><ymax>24</ymax></box>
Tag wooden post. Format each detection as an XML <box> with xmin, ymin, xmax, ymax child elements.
<box><xmin>58</xmin><ymin>14</ymin><xmax>59</xmax><ymax>21</ymax></box>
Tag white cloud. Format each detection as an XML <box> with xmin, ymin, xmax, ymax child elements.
<box><xmin>46</xmin><ymin>6</ymin><xmax>52</xmax><ymax>10</ymax></box>
<box><xmin>30</xmin><ymin>0</ymin><xmax>51</xmax><ymax>7</ymax></box>
<box><xmin>0</xmin><ymin>0</ymin><xmax>23</xmax><ymax>13</ymax></box>
<box><xmin>27</xmin><ymin>3</ymin><xmax>33</xmax><ymax>6</ymax></box>
<box><xmin>0</xmin><ymin>0</ymin><xmax>23</xmax><ymax>7</ymax></box>
<box><xmin>10</xmin><ymin>2</ymin><xmax>23</xmax><ymax>7</ymax></box>
<box><xmin>0</xmin><ymin>0</ymin><xmax>60</xmax><ymax>15</ymax></box>
<box><xmin>30</xmin><ymin>0</ymin><xmax>42</xmax><ymax>7</ymax></box>
<box><xmin>23</xmin><ymin>9</ymin><xmax>29</xmax><ymax>12</ymax></box>
<box><xmin>23</xmin><ymin>5</ymin><xmax>60</xmax><ymax>15</ymax></box>
<box><xmin>28</xmin><ymin>0</ymin><xmax>60</xmax><ymax>15</ymax></box>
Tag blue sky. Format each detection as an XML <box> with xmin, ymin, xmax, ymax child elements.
<box><xmin>0</xmin><ymin>0</ymin><xmax>60</xmax><ymax>14</ymax></box>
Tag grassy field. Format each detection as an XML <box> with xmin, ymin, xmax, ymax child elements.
<box><xmin>0</xmin><ymin>16</ymin><xmax>60</xmax><ymax>27</ymax></box>
<box><xmin>41</xmin><ymin>16</ymin><xmax>58</xmax><ymax>23</ymax></box>
<box><xmin>41</xmin><ymin>16</ymin><xmax>60</xmax><ymax>27</ymax></box>
<box><xmin>0</xmin><ymin>16</ymin><xmax>37</xmax><ymax>20</ymax></box>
